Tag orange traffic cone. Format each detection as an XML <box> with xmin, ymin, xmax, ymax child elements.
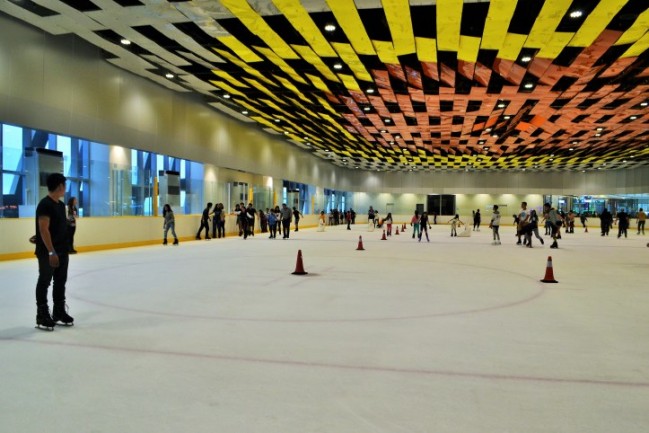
<box><xmin>540</xmin><ymin>256</ymin><xmax>558</xmax><ymax>283</ymax></box>
<box><xmin>395</xmin><ymin>226</ymin><xmax>400</xmax><ymax>235</ymax></box>
<box><xmin>381</xmin><ymin>230</ymin><xmax>387</xmax><ymax>240</ymax></box>
<box><xmin>291</xmin><ymin>250</ymin><xmax>308</xmax><ymax>275</ymax></box>
<box><xmin>356</xmin><ymin>236</ymin><xmax>365</xmax><ymax>251</ymax></box>
<box><xmin>402</xmin><ymin>223</ymin><xmax>406</xmax><ymax>231</ymax></box>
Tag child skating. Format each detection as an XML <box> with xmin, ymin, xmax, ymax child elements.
<box><xmin>410</xmin><ymin>210</ymin><xmax>421</xmax><ymax>239</ymax></box>
<box><xmin>489</xmin><ymin>205</ymin><xmax>501</xmax><ymax>245</ymax></box>
<box><xmin>448</xmin><ymin>214</ymin><xmax>463</xmax><ymax>237</ymax></box>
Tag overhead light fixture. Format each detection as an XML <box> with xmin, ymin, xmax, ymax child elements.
<box><xmin>380</xmin><ymin>129</ymin><xmax>387</xmax><ymax>133</ymax></box>
<box><xmin>333</xmin><ymin>63</ymin><xmax>343</xmax><ymax>70</ymax></box>
<box><xmin>274</xmin><ymin>119</ymin><xmax>281</xmax><ymax>123</ymax></box>
<box><xmin>324</xmin><ymin>24</ymin><xmax>336</xmax><ymax>32</ymax></box>
<box><xmin>324</xmin><ymin>149</ymin><xmax>330</xmax><ymax>152</ymax></box>
<box><xmin>521</xmin><ymin>56</ymin><xmax>532</xmax><ymax>63</ymax></box>
<box><xmin>569</xmin><ymin>147</ymin><xmax>574</xmax><ymax>151</ymax></box>
<box><xmin>504</xmin><ymin>115</ymin><xmax>511</xmax><ymax>120</ymax></box>
<box><xmin>641</xmin><ymin>102</ymin><xmax>648</xmax><ymax>107</ymax></box>
<box><xmin>284</xmin><ymin>131</ymin><xmax>289</xmax><ymax>135</ymax></box>
<box><xmin>485</xmin><ymin>128</ymin><xmax>492</xmax><ymax>132</ymax></box>
<box><xmin>524</xmin><ymin>83</ymin><xmax>534</xmax><ymax>89</ymax></box>
<box><xmin>630</xmin><ymin>115</ymin><xmax>638</xmax><ymax>120</ymax></box>
<box><xmin>363</xmin><ymin>106</ymin><xmax>371</xmax><ymax>112</ymax></box>
<box><xmin>595</xmin><ymin>133</ymin><xmax>602</xmax><ymax>137</ymax></box>
<box><xmin>492</xmin><ymin>134</ymin><xmax>498</xmax><ymax>138</ymax></box>
<box><xmin>497</xmin><ymin>103</ymin><xmax>506</xmax><ymax>108</ymax></box>
<box><xmin>120</xmin><ymin>38</ymin><xmax>131</xmax><ymax>46</ymax></box>
<box><xmin>223</xmin><ymin>93</ymin><xmax>231</xmax><ymax>99</ymax></box>
<box><xmin>165</xmin><ymin>72</ymin><xmax>174</xmax><ymax>79</ymax></box>
<box><xmin>596</xmin><ymin>127</ymin><xmax>604</xmax><ymax>131</ymax></box>
<box><xmin>366</xmin><ymin>88</ymin><xmax>375</xmax><ymax>94</ymax></box>
<box><xmin>384</xmin><ymin>118</ymin><xmax>391</xmax><ymax>123</ymax></box>
<box><xmin>569</xmin><ymin>10</ymin><xmax>583</xmax><ymax>18</ymax></box>
<box><xmin>241</xmin><ymin>110</ymin><xmax>248</xmax><ymax>115</ymax></box>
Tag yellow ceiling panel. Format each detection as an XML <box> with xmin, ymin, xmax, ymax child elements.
<box><xmin>325</xmin><ymin>0</ymin><xmax>375</xmax><ymax>55</ymax></box>
<box><xmin>259</xmin><ymin>98</ymin><xmax>285</xmax><ymax>112</ymax></box>
<box><xmin>256</xmin><ymin>46</ymin><xmax>308</xmax><ymax>84</ymax></box>
<box><xmin>214</xmin><ymin>48</ymin><xmax>278</xmax><ymax>87</ymax></box>
<box><xmin>569</xmin><ymin>0</ymin><xmax>627</xmax><ymax>47</ymax></box>
<box><xmin>481</xmin><ymin>0</ymin><xmax>518</xmax><ymax>50</ymax></box>
<box><xmin>416</xmin><ymin>37</ymin><xmax>437</xmax><ymax>63</ymax></box>
<box><xmin>436</xmin><ymin>0</ymin><xmax>463</xmax><ymax>51</ymax></box>
<box><xmin>216</xmin><ymin>36</ymin><xmax>263</xmax><ymax>62</ymax></box>
<box><xmin>458</xmin><ymin>36</ymin><xmax>481</xmax><ymax>63</ymax></box>
<box><xmin>622</xmin><ymin>31</ymin><xmax>649</xmax><ymax>58</ymax></box>
<box><xmin>305</xmin><ymin>73</ymin><xmax>332</xmax><ymax>93</ymax></box>
<box><xmin>314</xmin><ymin>94</ymin><xmax>340</xmax><ymax>116</ymax></box>
<box><xmin>251</xmin><ymin>116</ymin><xmax>282</xmax><ymax>131</ymax></box>
<box><xmin>525</xmin><ymin>0</ymin><xmax>572</xmax><ymax>49</ymax></box>
<box><xmin>219</xmin><ymin>0</ymin><xmax>298</xmax><ymax>59</ymax></box>
<box><xmin>497</xmin><ymin>33</ymin><xmax>527</xmax><ymax>61</ymax></box>
<box><xmin>338</xmin><ymin>73</ymin><xmax>361</xmax><ymax>92</ymax></box>
<box><xmin>273</xmin><ymin>75</ymin><xmax>312</xmax><ymax>103</ymax></box>
<box><xmin>271</xmin><ymin>0</ymin><xmax>337</xmax><ymax>57</ymax></box>
<box><xmin>209</xmin><ymin>80</ymin><xmax>246</xmax><ymax>97</ymax></box>
<box><xmin>292</xmin><ymin>45</ymin><xmax>340</xmax><ymax>82</ymax></box>
<box><xmin>242</xmin><ymin>78</ymin><xmax>284</xmax><ymax>104</ymax></box>
<box><xmin>211</xmin><ymin>70</ymin><xmax>250</xmax><ymax>88</ymax></box>
<box><xmin>536</xmin><ymin>32</ymin><xmax>573</xmax><ymax>59</ymax></box>
<box><xmin>616</xmin><ymin>8</ymin><xmax>649</xmax><ymax>45</ymax></box>
<box><xmin>383</xmin><ymin>0</ymin><xmax>416</xmax><ymax>56</ymax></box>
<box><xmin>331</xmin><ymin>43</ymin><xmax>373</xmax><ymax>82</ymax></box>
<box><xmin>373</xmin><ymin>40</ymin><xmax>400</xmax><ymax>64</ymax></box>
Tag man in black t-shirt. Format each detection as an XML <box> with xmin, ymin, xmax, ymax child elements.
<box><xmin>34</xmin><ymin>173</ymin><xmax>74</xmax><ymax>330</ymax></box>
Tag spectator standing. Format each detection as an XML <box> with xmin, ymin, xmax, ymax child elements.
<box><xmin>34</xmin><ymin>173</ymin><xmax>74</xmax><ymax>329</ymax></box>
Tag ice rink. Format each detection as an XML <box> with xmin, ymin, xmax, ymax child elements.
<box><xmin>1</xmin><ymin>222</ymin><xmax>648</xmax><ymax>433</ymax></box>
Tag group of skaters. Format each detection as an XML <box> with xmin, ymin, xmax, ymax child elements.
<box><xmin>187</xmin><ymin>202</ymin><xmax>304</xmax><ymax>242</ymax></box>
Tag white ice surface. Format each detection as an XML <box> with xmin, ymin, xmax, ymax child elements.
<box><xmin>1</xmin><ymin>223</ymin><xmax>648</xmax><ymax>433</ymax></box>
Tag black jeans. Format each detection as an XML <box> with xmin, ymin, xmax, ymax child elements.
<box><xmin>282</xmin><ymin>218</ymin><xmax>291</xmax><ymax>238</ymax></box>
<box><xmin>67</xmin><ymin>225</ymin><xmax>76</xmax><ymax>251</ymax></box>
<box><xmin>196</xmin><ymin>220</ymin><xmax>209</xmax><ymax>238</ymax></box>
<box><xmin>35</xmin><ymin>253</ymin><xmax>69</xmax><ymax>306</ymax></box>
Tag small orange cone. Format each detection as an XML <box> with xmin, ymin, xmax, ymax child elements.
<box><xmin>291</xmin><ymin>250</ymin><xmax>308</xmax><ymax>275</ymax></box>
<box><xmin>402</xmin><ymin>223</ymin><xmax>406</xmax><ymax>232</ymax></box>
<box><xmin>356</xmin><ymin>236</ymin><xmax>365</xmax><ymax>251</ymax></box>
<box><xmin>540</xmin><ymin>256</ymin><xmax>558</xmax><ymax>283</ymax></box>
<box><xmin>381</xmin><ymin>230</ymin><xmax>387</xmax><ymax>240</ymax></box>
<box><xmin>395</xmin><ymin>226</ymin><xmax>400</xmax><ymax>235</ymax></box>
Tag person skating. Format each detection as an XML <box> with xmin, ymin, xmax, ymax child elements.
<box><xmin>448</xmin><ymin>214</ymin><xmax>463</xmax><ymax>237</ymax></box>
<box><xmin>162</xmin><ymin>204</ymin><xmax>179</xmax><ymax>245</ymax></box>
<box><xmin>544</xmin><ymin>203</ymin><xmax>562</xmax><ymax>249</ymax></box>
<box><xmin>489</xmin><ymin>205</ymin><xmax>501</xmax><ymax>245</ymax></box>
<box><xmin>419</xmin><ymin>212</ymin><xmax>430</xmax><ymax>242</ymax></box>
<box><xmin>281</xmin><ymin>203</ymin><xmax>292</xmax><ymax>239</ymax></box>
<box><xmin>34</xmin><ymin>173</ymin><xmax>74</xmax><ymax>330</ymax></box>
<box><xmin>636</xmin><ymin>208</ymin><xmax>646</xmax><ymax>235</ymax></box>
<box><xmin>196</xmin><ymin>202</ymin><xmax>212</xmax><ymax>240</ymax></box>
<box><xmin>600</xmin><ymin>208</ymin><xmax>612</xmax><ymax>236</ymax></box>
<box><xmin>473</xmin><ymin>209</ymin><xmax>481</xmax><ymax>231</ymax></box>
<box><xmin>616</xmin><ymin>209</ymin><xmax>630</xmax><ymax>238</ymax></box>
<box><xmin>410</xmin><ymin>210</ymin><xmax>421</xmax><ymax>239</ymax></box>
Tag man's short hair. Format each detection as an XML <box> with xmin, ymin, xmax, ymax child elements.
<box><xmin>46</xmin><ymin>173</ymin><xmax>67</xmax><ymax>192</ymax></box>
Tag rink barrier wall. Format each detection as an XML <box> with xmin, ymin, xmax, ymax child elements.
<box><xmin>0</xmin><ymin>213</ymin><xmax>515</xmax><ymax>261</ymax></box>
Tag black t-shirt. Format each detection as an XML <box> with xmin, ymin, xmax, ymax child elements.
<box><xmin>35</xmin><ymin>196</ymin><xmax>68</xmax><ymax>256</ymax></box>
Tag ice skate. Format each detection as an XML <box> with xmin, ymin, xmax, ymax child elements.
<box><xmin>52</xmin><ymin>303</ymin><xmax>74</xmax><ymax>326</ymax></box>
<box><xmin>35</xmin><ymin>304</ymin><xmax>55</xmax><ymax>331</ymax></box>
<box><xmin>163</xmin><ymin>239</ymin><xmax>167</xmax><ymax>245</ymax></box>
<box><xmin>173</xmin><ymin>238</ymin><xmax>179</xmax><ymax>245</ymax></box>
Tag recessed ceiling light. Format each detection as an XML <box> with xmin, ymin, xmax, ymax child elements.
<box><xmin>324</xmin><ymin>24</ymin><xmax>336</xmax><ymax>32</ymax></box>
<box><xmin>596</xmin><ymin>127</ymin><xmax>604</xmax><ymax>131</ymax></box>
<box><xmin>641</xmin><ymin>102</ymin><xmax>648</xmax><ymax>107</ymax></box>
<box><xmin>380</xmin><ymin>129</ymin><xmax>387</xmax><ymax>133</ymax></box>
<box><xmin>497</xmin><ymin>102</ymin><xmax>506</xmax><ymax>108</ymax></box>
<box><xmin>569</xmin><ymin>10</ymin><xmax>583</xmax><ymax>18</ymax></box>
<box><xmin>572</xmin><ymin>141</ymin><xmax>578</xmax><ymax>144</ymax></box>
<box><xmin>384</xmin><ymin>118</ymin><xmax>391</xmax><ymax>123</ymax></box>
<box><xmin>569</xmin><ymin>147</ymin><xmax>574</xmax><ymax>151</ymax></box>
<box><xmin>366</xmin><ymin>88</ymin><xmax>375</xmax><ymax>94</ymax></box>
<box><xmin>389</xmin><ymin>141</ymin><xmax>394</xmax><ymax>144</ymax></box>
<box><xmin>223</xmin><ymin>93</ymin><xmax>231</xmax><ymax>99</ymax></box>
<box><xmin>284</xmin><ymin>131</ymin><xmax>289</xmax><ymax>135</ymax></box>
<box><xmin>485</xmin><ymin>128</ymin><xmax>492</xmax><ymax>132</ymax></box>
<box><xmin>524</xmin><ymin>83</ymin><xmax>534</xmax><ymax>89</ymax></box>
<box><xmin>395</xmin><ymin>135</ymin><xmax>401</xmax><ymax>139</ymax></box>
<box><xmin>333</xmin><ymin>63</ymin><xmax>343</xmax><ymax>70</ymax></box>
<box><xmin>504</xmin><ymin>115</ymin><xmax>511</xmax><ymax>120</ymax></box>
<box><xmin>492</xmin><ymin>134</ymin><xmax>499</xmax><ymax>138</ymax></box>
<box><xmin>521</xmin><ymin>56</ymin><xmax>532</xmax><ymax>63</ymax></box>
<box><xmin>274</xmin><ymin>119</ymin><xmax>281</xmax><ymax>123</ymax></box>
<box><xmin>324</xmin><ymin>149</ymin><xmax>330</xmax><ymax>152</ymax></box>
<box><xmin>630</xmin><ymin>115</ymin><xmax>638</xmax><ymax>120</ymax></box>
<box><xmin>165</xmin><ymin>72</ymin><xmax>174</xmax><ymax>79</ymax></box>
<box><xmin>241</xmin><ymin>110</ymin><xmax>248</xmax><ymax>115</ymax></box>
<box><xmin>363</xmin><ymin>106</ymin><xmax>371</xmax><ymax>112</ymax></box>
<box><xmin>595</xmin><ymin>133</ymin><xmax>602</xmax><ymax>137</ymax></box>
<box><xmin>120</xmin><ymin>38</ymin><xmax>131</xmax><ymax>46</ymax></box>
